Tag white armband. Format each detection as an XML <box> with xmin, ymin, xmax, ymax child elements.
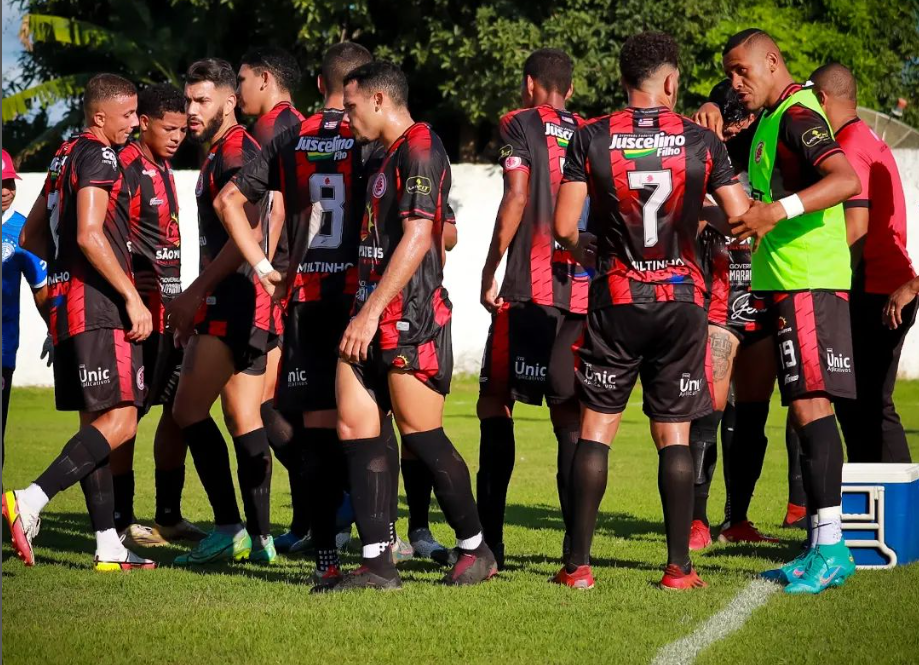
<box><xmin>254</xmin><ymin>258</ymin><xmax>274</xmax><ymax>278</ymax></box>
<box><xmin>778</xmin><ymin>194</ymin><xmax>805</xmax><ymax>220</ymax></box>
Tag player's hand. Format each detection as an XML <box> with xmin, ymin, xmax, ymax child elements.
<box><xmin>259</xmin><ymin>270</ymin><xmax>285</xmax><ymax>301</ymax></box>
<box><xmin>164</xmin><ymin>287</ymin><xmax>203</xmax><ymax>342</ymax></box>
<box><xmin>133</xmin><ymin>268</ymin><xmax>159</xmax><ymax>297</ymax></box>
<box><xmin>125</xmin><ymin>293</ymin><xmax>153</xmax><ymax>342</ymax></box>
<box><xmin>481</xmin><ymin>275</ymin><xmax>504</xmax><ymax>313</ymax></box>
<box><xmin>40</xmin><ymin>333</ymin><xmax>54</xmax><ymax>367</ymax></box>
<box><xmin>573</xmin><ymin>231</ymin><xmax>598</xmax><ymax>270</ymax></box>
<box><xmin>692</xmin><ymin>102</ymin><xmax>724</xmax><ymax>141</ymax></box>
<box><xmin>729</xmin><ymin>200</ymin><xmax>782</xmax><ymax>249</ymax></box>
<box><xmin>339</xmin><ymin>309</ymin><xmax>379</xmax><ymax>363</ymax></box>
<box><xmin>883</xmin><ymin>279</ymin><xmax>919</xmax><ymax>330</ymax></box>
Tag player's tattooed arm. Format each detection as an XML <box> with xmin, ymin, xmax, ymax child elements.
<box><xmin>481</xmin><ymin>169</ymin><xmax>528</xmax><ymax>312</ymax></box>
<box><xmin>339</xmin><ymin>216</ymin><xmax>434</xmax><ymax>363</ymax></box>
<box><xmin>709</xmin><ymin>328</ymin><xmax>736</xmax><ymax>381</ymax></box>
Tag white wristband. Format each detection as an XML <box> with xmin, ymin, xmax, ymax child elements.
<box><xmin>778</xmin><ymin>194</ymin><xmax>805</xmax><ymax>220</ymax></box>
<box><xmin>254</xmin><ymin>258</ymin><xmax>274</xmax><ymax>278</ymax></box>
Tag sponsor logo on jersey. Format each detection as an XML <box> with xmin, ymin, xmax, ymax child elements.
<box><xmin>160</xmin><ymin>276</ymin><xmax>182</xmax><ymax>296</ymax></box>
<box><xmin>826</xmin><ymin>348</ymin><xmax>852</xmax><ymax>373</ymax></box>
<box><xmin>142</xmin><ymin>168</ymin><xmax>158</xmax><ymax>178</ymax></box>
<box><xmin>514</xmin><ymin>356</ymin><xmax>548</xmax><ymax>382</ymax></box>
<box><xmin>679</xmin><ymin>373</ymin><xmax>702</xmax><ymax>397</ymax></box>
<box><xmin>610</xmin><ymin>132</ymin><xmax>686</xmax><ymax>159</ymax></box>
<box><xmin>405</xmin><ymin>176</ymin><xmax>432</xmax><ymax>196</ymax></box>
<box><xmin>100</xmin><ymin>147</ymin><xmax>118</xmax><ymax>170</ymax></box>
<box><xmin>728</xmin><ymin>261</ymin><xmax>751</xmax><ymax>285</ymax></box>
<box><xmin>48</xmin><ymin>154</ymin><xmax>68</xmax><ymax>180</ymax></box>
<box><xmin>730</xmin><ymin>292</ymin><xmax>759</xmax><ymax>323</ymax></box>
<box><xmin>396</xmin><ymin>321</ymin><xmax>410</xmax><ymax>331</ymax></box>
<box><xmin>48</xmin><ymin>271</ymin><xmax>71</xmax><ymax>285</ymax></box>
<box><xmin>2</xmin><ymin>240</ymin><xmax>14</xmax><ymax>262</ymax></box>
<box><xmin>372</xmin><ymin>173</ymin><xmax>387</xmax><ymax>198</ymax></box>
<box><xmin>583</xmin><ymin>363</ymin><xmax>617</xmax><ymax>390</ymax></box>
<box><xmin>295</xmin><ymin>135</ymin><xmax>354</xmax><ymax>162</ymax></box>
<box><xmin>754</xmin><ymin>141</ymin><xmax>765</xmax><ymax>163</ymax></box>
<box><xmin>802</xmin><ymin>127</ymin><xmax>831</xmax><ymax>147</ymax></box>
<box><xmin>499</xmin><ymin>144</ymin><xmax>514</xmax><ymax>159</ymax></box>
<box><xmin>297</xmin><ymin>260</ymin><xmax>356</xmax><ymax>273</ymax></box>
<box><xmin>79</xmin><ymin>364</ymin><xmax>111</xmax><ymax>388</ymax></box>
<box><xmin>545</xmin><ymin>122</ymin><xmax>575</xmax><ymax>148</ymax></box>
<box><xmin>286</xmin><ymin>367</ymin><xmax>308</xmax><ymax>388</ymax></box>
<box><xmin>155</xmin><ymin>247</ymin><xmax>181</xmax><ymax>261</ymax></box>
<box><xmin>149</xmin><ymin>197</ymin><xmax>164</xmax><ymax>206</ymax></box>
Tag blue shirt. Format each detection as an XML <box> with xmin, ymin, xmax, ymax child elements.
<box><xmin>2</xmin><ymin>208</ymin><xmax>47</xmax><ymax>369</ymax></box>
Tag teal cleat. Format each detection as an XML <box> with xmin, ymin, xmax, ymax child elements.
<box><xmin>174</xmin><ymin>530</ymin><xmax>252</xmax><ymax>566</ymax></box>
<box><xmin>761</xmin><ymin>545</ymin><xmax>815</xmax><ymax>585</ymax></box>
<box><xmin>249</xmin><ymin>536</ymin><xmax>278</xmax><ymax>564</ymax></box>
<box><xmin>784</xmin><ymin>542</ymin><xmax>856</xmax><ymax>595</ymax></box>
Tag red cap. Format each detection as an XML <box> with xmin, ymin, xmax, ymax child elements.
<box><xmin>1</xmin><ymin>150</ymin><xmax>20</xmax><ymax>181</ymax></box>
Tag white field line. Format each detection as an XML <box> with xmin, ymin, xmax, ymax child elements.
<box><xmin>651</xmin><ymin>579</ymin><xmax>778</xmax><ymax>665</ymax></box>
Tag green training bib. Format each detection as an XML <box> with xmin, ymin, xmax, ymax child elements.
<box><xmin>747</xmin><ymin>89</ymin><xmax>851</xmax><ymax>291</ymax></box>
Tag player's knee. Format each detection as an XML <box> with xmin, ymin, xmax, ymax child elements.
<box><xmin>548</xmin><ymin>399</ymin><xmax>579</xmax><ymax>430</ymax></box>
<box><xmin>476</xmin><ymin>395</ymin><xmax>511</xmax><ymax>420</ymax></box>
<box><xmin>690</xmin><ymin>410</ymin><xmax>722</xmax><ymax>444</ymax></box>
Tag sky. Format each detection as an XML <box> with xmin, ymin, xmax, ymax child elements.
<box><xmin>2</xmin><ymin>1</ymin><xmax>24</xmax><ymax>86</ymax></box>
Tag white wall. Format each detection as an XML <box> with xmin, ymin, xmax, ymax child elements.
<box><xmin>9</xmin><ymin>150</ymin><xmax>919</xmax><ymax>385</ymax></box>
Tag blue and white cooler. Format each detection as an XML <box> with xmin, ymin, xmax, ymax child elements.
<box><xmin>841</xmin><ymin>463</ymin><xmax>919</xmax><ymax>569</ymax></box>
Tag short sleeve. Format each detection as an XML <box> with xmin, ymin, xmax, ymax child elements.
<box><xmin>444</xmin><ymin>203</ymin><xmax>456</xmax><ymax>225</ymax></box>
<box><xmin>397</xmin><ymin>144</ymin><xmax>448</xmax><ymax>221</ymax></box>
<box><xmin>498</xmin><ymin>112</ymin><xmax>531</xmax><ymax>173</ymax></box>
<box><xmin>234</xmin><ymin>129</ymin><xmax>287</xmax><ymax>204</ymax></box>
<box><xmin>562</xmin><ymin>124</ymin><xmax>591</xmax><ymax>184</ymax></box>
<box><xmin>21</xmin><ymin>247</ymin><xmax>47</xmax><ymax>289</ymax></box>
<box><xmin>215</xmin><ymin>133</ymin><xmax>260</xmax><ymax>192</ymax></box>
<box><xmin>840</xmin><ymin>139</ymin><xmax>871</xmax><ymax>209</ymax></box>
<box><xmin>706</xmin><ymin>134</ymin><xmax>740</xmax><ymax>192</ymax></box>
<box><xmin>75</xmin><ymin>143</ymin><xmax>120</xmax><ymax>190</ymax></box>
<box><xmin>779</xmin><ymin>105</ymin><xmax>842</xmax><ymax>169</ymax></box>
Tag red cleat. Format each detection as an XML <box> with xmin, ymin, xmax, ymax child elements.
<box><xmin>551</xmin><ymin>565</ymin><xmax>595</xmax><ymax>589</ymax></box>
<box><xmin>689</xmin><ymin>520</ymin><xmax>712</xmax><ymax>551</ymax></box>
<box><xmin>660</xmin><ymin>564</ymin><xmax>707</xmax><ymax>590</ymax></box>
<box><xmin>782</xmin><ymin>503</ymin><xmax>808</xmax><ymax>529</ymax></box>
<box><xmin>718</xmin><ymin>520</ymin><xmax>779</xmax><ymax>544</ymax></box>
<box><xmin>3</xmin><ymin>491</ymin><xmax>37</xmax><ymax>567</ymax></box>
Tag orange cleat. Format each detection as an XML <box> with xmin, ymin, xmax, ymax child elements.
<box><xmin>660</xmin><ymin>564</ymin><xmax>707</xmax><ymax>590</ymax></box>
<box><xmin>689</xmin><ymin>520</ymin><xmax>712</xmax><ymax>551</ymax></box>
<box><xmin>550</xmin><ymin>565</ymin><xmax>595</xmax><ymax>589</ymax></box>
<box><xmin>718</xmin><ymin>520</ymin><xmax>779</xmax><ymax>544</ymax></box>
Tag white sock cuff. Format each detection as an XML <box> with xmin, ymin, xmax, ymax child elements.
<box><xmin>95</xmin><ymin>528</ymin><xmax>126</xmax><ymax>558</ymax></box>
<box><xmin>456</xmin><ymin>532</ymin><xmax>483</xmax><ymax>551</ymax></box>
<box><xmin>21</xmin><ymin>483</ymin><xmax>50</xmax><ymax>514</ymax></box>
<box><xmin>817</xmin><ymin>506</ymin><xmax>842</xmax><ymax>522</ymax></box>
<box><xmin>362</xmin><ymin>542</ymin><xmax>389</xmax><ymax>559</ymax></box>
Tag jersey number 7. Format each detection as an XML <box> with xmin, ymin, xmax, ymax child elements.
<box><xmin>627</xmin><ymin>170</ymin><xmax>673</xmax><ymax>248</ymax></box>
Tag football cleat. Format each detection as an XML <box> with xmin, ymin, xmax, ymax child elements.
<box><xmin>174</xmin><ymin>530</ymin><xmax>252</xmax><ymax>566</ymax></box>
<box><xmin>689</xmin><ymin>520</ymin><xmax>712</xmax><ymax>551</ymax></box>
<box><xmin>310</xmin><ymin>565</ymin><xmax>344</xmax><ymax>590</ymax></box>
<box><xmin>718</xmin><ymin>520</ymin><xmax>780</xmax><ymax>544</ymax></box>
<box><xmin>151</xmin><ymin>519</ymin><xmax>207</xmax><ymax>543</ymax></box>
<box><xmin>660</xmin><ymin>564</ymin><xmax>707</xmax><ymax>590</ymax></box>
<box><xmin>94</xmin><ymin>549</ymin><xmax>157</xmax><ymax>572</ymax></box>
<box><xmin>408</xmin><ymin>527</ymin><xmax>451</xmax><ymax>565</ymax></box>
<box><xmin>551</xmin><ymin>565</ymin><xmax>595</xmax><ymax>590</ymax></box>
<box><xmin>248</xmin><ymin>536</ymin><xmax>278</xmax><ymax>564</ymax></box>
<box><xmin>2</xmin><ymin>490</ymin><xmax>40</xmax><ymax>566</ymax></box>
<box><xmin>761</xmin><ymin>545</ymin><xmax>814</xmax><ymax>585</ymax></box>
<box><xmin>272</xmin><ymin>530</ymin><xmax>306</xmax><ymax>554</ymax></box>
<box><xmin>120</xmin><ymin>523</ymin><xmax>169</xmax><ymax>548</ymax></box>
<box><xmin>444</xmin><ymin>546</ymin><xmax>498</xmax><ymax>586</ymax></box>
<box><xmin>391</xmin><ymin>534</ymin><xmax>414</xmax><ymax>563</ymax></box>
<box><xmin>784</xmin><ymin>542</ymin><xmax>856</xmax><ymax>595</ymax></box>
<box><xmin>315</xmin><ymin>565</ymin><xmax>402</xmax><ymax>593</ymax></box>
<box><xmin>782</xmin><ymin>503</ymin><xmax>808</xmax><ymax>529</ymax></box>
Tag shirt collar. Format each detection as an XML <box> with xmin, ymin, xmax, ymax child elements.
<box><xmin>2</xmin><ymin>207</ymin><xmax>14</xmax><ymax>224</ymax></box>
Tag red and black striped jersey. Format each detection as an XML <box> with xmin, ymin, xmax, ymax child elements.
<box><xmin>251</xmin><ymin>101</ymin><xmax>305</xmax><ymax>147</ymax></box>
<box><xmin>43</xmin><ymin>131</ymin><xmax>132</xmax><ymax>343</ymax></box>
<box><xmin>234</xmin><ymin>108</ymin><xmax>362</xmax><ymax>304</ymax></box>
<box><xmin>355</xmin><ymin>123</ymin><xmax>452</xmax><ymax>346</ymax></box>
<box><xmin>113</xmin><ymin>142</ymin><xmax>181</xmax><ymax>333</ymax></box>
<box><xmin>498</xmin><ymin>105</ymin><xmax>589</xmax><ymax>313</ymax></box>
<box><xmin>563</xmin><ymin>106</ymin><xmax>737</xmax><ymax>311</ymax></box>
<box><xmin>196</xmin><ymin>124</ymin><xmax>260</xmax><ymax>275</ymax></box>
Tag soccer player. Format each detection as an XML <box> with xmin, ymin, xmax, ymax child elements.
<box><xmin>165</xmin><ymin>58</ymin><xmax>275</xmax><ymax>565</ymax></box>
<box><xmin>330</xmin><ymin>60</ymin><xmax>497</xmax><ymax>591</ymax></box>
<box><xmin>3</xmin><ymin>74</ymin><xmax>156</xmax><ymax>571</ymax></box>
<box><xmin>723</xmin><ymin>29</ymin><xmax>862</xmax><ymax>594</ymax></box>
<box><xmin>2</xmin><ymin>148</ymin><xmax>48</xmax><ymax>456</ymax></box>
<box><xmin>477</xmin><ymin>48</ymin><xmax>588</xmax><ymax>568</ymax></box>
<box><xmin>811</xmin><ymin>62</ymin><xmax>916</xmax><ymax>463</ymax></box>
<box><xmin>551</xmin><ymin>32</ymin><xmax>750</xmax><ymax>590</ymax></box>
<box><xmin>236</xmin><ymin>45</ymin><xmax>311</xmax><ymax>552</ymax></box>
<box><xmin>100</xmin><ymin>83</ymin><xmax>206</xmax><ymax>547</ymax></box>
<box><xmin>216</xmin><ymin>41</ymin><xmax>374</xmax><ymax>583</ymax></box>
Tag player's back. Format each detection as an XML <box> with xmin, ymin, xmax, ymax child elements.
<box><xmin>499</xmin><ymin>105</ymin><xmax>588</xmax><ymax>313</ymax></box>
<box><xmin>252</xmin><ymin>101</ymin><xmax>306</xmax><ymax>147</ymax></box>
<box><xmin>565</xmin><ymin>106</ymin><xmax>736</xmax><ymax>308</ymax></box>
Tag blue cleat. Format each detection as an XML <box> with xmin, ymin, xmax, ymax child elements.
<box><xmin>784</xmin><ymin>542</ymin><xmax>856</xmax><ymax>595</ymax></box>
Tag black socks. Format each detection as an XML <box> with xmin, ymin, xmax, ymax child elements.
<box><xmin>785</xmin><ymin>419</ymin><xmax>807</xmax><ymax>506</ymax></box>
<box><xmin>476</xmin><ymin>417</ymin><xmax>515</xmax><ymax>547</ymax></box>
<box><xmin>402</xmin><ymin>456</ymin><xmax>434</xmax><ymax>532</ymax></box>
<box><xmin>154</xmin><ymin>466</ymin><xmax>186</xmax><ymax>527</ymax></box>
<box><xmin>342</xmin><ymin>435</ymin><xmax>394</xmax><ymax>573</ymax></box>
<box><xmin>554</xmin><ymin>424</ymin><xmax>579</xmax><ymax>536</ymax></box>
<box><xmin>796</xmin><ymin>415</ymin><xmax>844</xmax><ymax>510</ymax></box>
<box><xmin>659</xmin><ymin>446</ymin><xmax>694</xmax><ymax>570</ymax></box>
<box><xmin>689</xmin><ymin>411</ymin><xmax>722</xmax><ymax>526</ymax></box>
<box><xmin>79</xmin><ymin>459</ymin><xmax>116</xmax><ymax>533</ymax></box>
<box><xmin>727</xmin><ymin>401</ymin><xmax>770</xmax><ymax>523</ymax></box>
<box><xmin>112</xmin><ymin>471</ymin><xmax>135</xmax><ymax>532</ymax></box>
<box><xmin>184</xmin><ymin>417</ymin><xmax>241</xmax><ymax>527</ymax></box>
<box><xmin>566</xmin><ymin>439</ymin><xmax>609</xmax><ymax>570</ymax></box>
<box><xmin>36</xmin><ymin>425</ymin><xmax>112</xmax><ymax>500</ymax></box>
<box><xmin>232</xmin><ymin>428</ymin><xmax>273</xmax><ymax>538</ymax></box>
<box><xmin>260</xmin><ymin>401</ymin><xmax>307</xmax><ymax>535</ymax></box>
<box><xmin>303</xmin><ymin>428</ymin><xmax>345</xmax><ymax>555</ymax></box>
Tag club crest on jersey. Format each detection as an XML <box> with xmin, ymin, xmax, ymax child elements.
<box><xmin>754</xmin><ymin>141</ymin><xmax>765</xmax><ymax>163</ymax></box>
<box><xmin>610</xmin><ymin>132</ymin><xmax>685</xmax><ymax>159</ymax></box>
<box><xmin>195</xmin><ymin>172</ymin><xmax>205</xmax><ymax>197</ymax></box>
<box><xmin>505</xmin><ymin>156</ymin><xmax>523</xmax><ymax>170</ymax></box>
<box><xmin>372</xmin><ymin>173</ymin><xmax>387</xmax><ymax>198</ymax></box>
<box><xmin>2</xmin><ymin>240</ymin><xmax>14</xmax><ymax>262</ymax></box>
<box><xmin>405</xmin><ymin>176</ymin><xmax>432</xmax><ymax>196</ymax></box>
<box><xmin>166</xmin><ymin>213</ymin><xmax>181</xmax><ymax>246</ymax></box>
<box><xmin>545</xmin><ymin>122</ymin><xmax>575</xmax><ymax>148</ymax></box>
<box><xmin>295</xmin><ymin>135</ymin><xmax>354</xmax><ymax>162</ymax></box>
<box><xmin>136</xmin><ymin>367</ymin><xmax>145</xmax><ymax>391</ymax></box>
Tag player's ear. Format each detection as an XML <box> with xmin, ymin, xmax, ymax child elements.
<box><xmin>565</xmin><ymin>83</ymin><xmax>573</xmax><ymax>101</ymax></box>
<box><xmin>317</xmin><ymin>74</ymin><xmax>326</xmax><ymax>96</ymax></box>
<box><xmin>138</xmin><ymin>114</ymin><xmax>150</xmax><ymax>132</ymax></box>
<box><xmin>815</xmin><ymin>89</ymin><xmax>828</xmax><ymax>108</ymax></box>
<box><xmin>526</xmin><ymin>75</ymin><xmax>535</xmax><ymax>99</ymax></box>
<box><xmin>766</xmin><ymin>51</ymin><xmax>778</xmax><ymax>73</ymax></box>
<box><xmin>373</xmin><ymin>91</ymin><xmax>384</xmax><ymax>112</ymax></box>
<box><xmin>225</xmin><ymin>92</ymin><xmax>237</xmax><ymax>118</ymax></box>
<box><xmin>261</xmin><ymin>69</ymin><xmax>271</xmax><ymax>90</ymax></box>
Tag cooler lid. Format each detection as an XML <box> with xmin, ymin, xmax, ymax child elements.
<box><xmin>842</xmin><ymin>463</ymin><xmax>919</xmax><ymax>484</ymax></box>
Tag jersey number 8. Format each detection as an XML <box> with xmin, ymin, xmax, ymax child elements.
<box><xmin>308</xmin><ymin>173</ymin><xmax>345</xmax><ymax>249</ymax></box>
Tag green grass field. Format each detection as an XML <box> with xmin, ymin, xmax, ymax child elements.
<box><xmin>3</xmin><ymin>379</ymin><xmax>919</xmax><ymax>664</ymax></box>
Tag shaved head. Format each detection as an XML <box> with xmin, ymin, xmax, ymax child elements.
<box><xmin>722</xmin><ymin>28</ymin><xmax>793</xmax><ymax>112</ymax></box>
<box><xmin>811</xmin><ymin>62</ymin><xmax>857</xmax><ymax>103</ymax></box>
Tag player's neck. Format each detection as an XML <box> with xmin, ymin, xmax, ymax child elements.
<box><xmin>211</xmin><ymin>114</ymin><xmax>239</xmax><ymax>144</ymax></box>
<box><xmin>626</xmin><ymin>88</ymin><xmax>673</xmax><ymax>111</ymax></box>
<box><xmin>825</xmin><ymin>104</ymin><xmax>858</xmax><ymax>134</ymax></box>
<box><xmin>764</xmin><ymin>73</ymin><xmax>796</xmax><ymax>109</ymax></box>
<box><xmin>258</xmin><ymin>93</ymin><xmax>291</xmax><ymax>117</ymax></box>
<box><xmin>85</xmin><ymin>126</ymin><xmax>112</xmax><ymax>147</ymax></box>
<box><xmin>531</xmin><ymin>92</ymin><xmax>567</xmax><ymax>110</ymax></box>
<box><xmin>138</xmin><ymin>140</ymin><xmax>166</xmax><ymax>168</ymax></box>
<box><xmin>323</xmin><ymin>93</ymin><xmax>344</xmax><ymax>111</ymax></box>
<box><xmin>379</xmin><ymin>110</ymin><xmax>415</xmax><ymax>150</ymax></box>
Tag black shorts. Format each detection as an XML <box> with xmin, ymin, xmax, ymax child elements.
<box><xmin>276</xmin><ymin>299</ymin><xmax>352</xmax><ymax>413</ymax></box>
<box><xmin>53</xmin><ymin>328</ymin><xmax>146</xmax><ymax>412</ymax></box>
<box><xmin>194</xmin><ymin>274</ymin><xmax>271</xmax><ymax>374</ymax></box>
<box><xmin>479</xmin><ymin>301</ymin><xmax>584</xmax><ymax>406</ymax></box>
<box><xmin>576</xmin><ymin>303</ymin><xmax>713</xmax><ymax>422</ymax></box>
<box><xmin>351</xmin><ymin>320</ymin><xmax>453</xmax><ymax>414</ymax></box>
<box><xmin>761</xmin><ymin>290</ymin><xmax>856</xmax><ymax>405</ymax></box>
<box><xmin>142</xmin><ymin>331</ymin><xmax>183</xmax><ymax>412</ymax></box>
